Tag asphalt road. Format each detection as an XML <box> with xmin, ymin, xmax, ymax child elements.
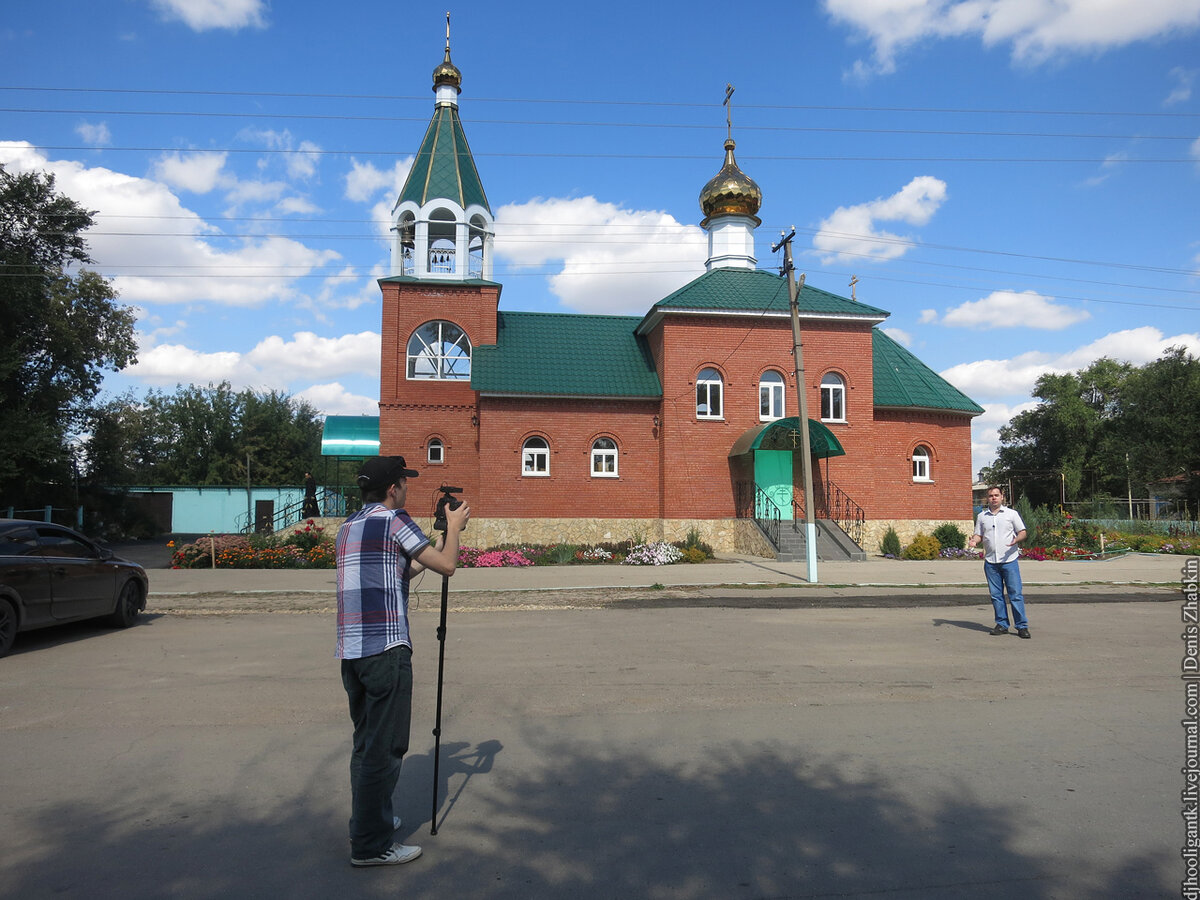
<box><xmin>0</xmin><ymin>597</ymin><xmax>1182</xmax><ymax>899</ymax></box>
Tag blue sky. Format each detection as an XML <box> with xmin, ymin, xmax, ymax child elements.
<box><xmin>3</xmin><ymin>0</ymin><xmax>1199</xmax><ymax>475</ymax></box>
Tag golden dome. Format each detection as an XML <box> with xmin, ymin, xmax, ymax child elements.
<box><xmin>699</xmin><ymin>139</ymin><xmax>762</xmax><ymax>225</ymax></box>
<box><xmin>432</xmin><ymin>46</ymin><xmax>462</xmax><ymax>92</ymax></box>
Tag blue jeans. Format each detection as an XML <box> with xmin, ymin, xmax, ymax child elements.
<box><xmin>341</xmin><ymin>644</ymin><xmax>413</xmax><ymax>858</ymax></box>
<box><xmin>984</xmin><ymin>561</ymin><xmax>1027</xmax><ymax>629</ymax></box>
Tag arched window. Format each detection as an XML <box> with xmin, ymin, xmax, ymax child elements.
<box><xmin>522</xmin><ymin>437</ymin><xmax>549</xmax><ymax>476</ymax></box>
<box><xmin>759</xmin><ymin>370</ymin><xmax>785</xmax><ymax>421</ymax></box>
<box><xmin>696</xmin><ymin>368</ymin><xmax>723</xmax><ymax>419</ymax></box>
<box><xmin>407</xmin><ymin>321</ymin><xmax>471</xmax><ymax>380</ymax></box>
<box><xmin>912</xmin><ymin>445</ymin><xmax>931</xmax><ymax>482</ymax></box>
<box><xmin>427</xmin><ymin>438</ymin><xmax>444</xmax><ymax>464</ymax></box>
<box><xmin>821</xmin><ymin>373</ymin><xmax>846</xmax><ymax>422</ymax></box>
<box><xmin>591</xmin><ymin>438</ymin><xmax>618</xmax><ymax>477</ymax></box>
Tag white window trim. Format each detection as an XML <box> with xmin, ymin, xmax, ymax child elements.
<box><xmin>912</xmin><ymin>447</ymin><xmax>932</xmax><ymax>482</ymax></box>
<box><xmin>407</xmin><ymin>320</ymin><xmax>471</xmax><ymax>381</ymax></box>
<box><xmin>522</xmin><ymin>438</ymin><xmax>550</xmax><ymax>477</ymax></box>
<box><xmin>821</xmin><ymin>374</ymin><xmax>846</xmax><ymax>423</ymax></box>
<box><xmin>759</xmin><ymin>371</ymin><xmax>785</xmax><ymax>422</ymax></box>
<box><xmin>591</xmin><ymin>438</ymin><xmax>618</xmax><ymax>478</ymax></box>
<box><xmin>696</xmin><ymin>369</ymin><xmax>724</xmax><ymax>420</ymax></box>
<box><xmin>427</xmin><ymin>438</ymin><xmax>444</xmax><ymax>465</ymax></box>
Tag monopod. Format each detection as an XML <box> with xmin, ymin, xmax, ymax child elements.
<box><xmin>429</xmin><ymin>568</ymin><xmax>450</xmax><ymax>835</ymax></box>
<box><xmin>429</xmin><ymin>485</ymin><xmax>462</xmax><ymax>835</ymax></box>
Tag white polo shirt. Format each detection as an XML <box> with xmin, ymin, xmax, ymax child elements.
<box><xmin>975</xmin><ymin>505</ymin><xmax>1026</xmax><ymax>564</ymax></box>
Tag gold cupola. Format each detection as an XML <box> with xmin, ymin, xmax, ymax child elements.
<box><xmin>699</xmin><ymin>138</ymin><xmax>762</xmax><ymax>227</ymax></box>
<box><xmin>432</xmin><ymin>46</ymin><xmax>461</xmax><ymax>92</ymax></box>
<box><xmin>432</xmin><ymin>13</ymin><xmax>462</xmax><ymax>97</ymax></box>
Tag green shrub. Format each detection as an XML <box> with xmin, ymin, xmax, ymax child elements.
<box><xmin>901</xmin><ymin>533</ymin><xmax>941</xmax><ymax>560</ymax></box>
<box><xmin>548</xmin><ymin>543</ymin><xmax>579</xmax><ymax>565</ymax></box>
<box><xmin>879</xmin><ymin>526</ymin><xmax>902</xmax><ymax>557</ymax></box>
<box><xmin>932</xmin><ymin>523</ymin><xmax>966</xmax><ymax>550</ymax></box>
<box><xmin>681</xmin><ymin>547</ymin><xmax>708</xmax><ymax>564</ymax></box>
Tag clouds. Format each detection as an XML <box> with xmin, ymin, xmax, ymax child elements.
<box><xmin>813</xmin><ymin>176</ymin><xmax>947</xmax><ymax>264</ymax></box>
<box><xmin>152</xmin><ymin>151</ymin><xmax>228</xmax><ymax>194</ymax></box>
<box><xmin>494</xmin><ymin>197</ymin><xmax>707</xmax><ymax>314</ymax></box>
<box><xmin>130</xmin><ymin>331</ymin><xmax>381</xmax><ymax>390</ymax></box>
<box><xmin>147</xmin><ymin>0</ymin><xmax>267</xmax><ymax>31</ymax></box>
<box><xmin>936</xmin><ymin>290</ymin><xmax>1090</xmax><ymax>330</ymax></box>
<box><xmin>0</xmin><ymin>142</ymin><xmax>340</xmax><ymax>309</ymax></box>
<box><xmin>826</xmin><ymin>0</ymin><xmax>1200</xmax><ymax>75</ymax></box>
<box><xmin>941</xmin><ymin>326</ymin><xmax>1200</xmax><ymax>402</ymax></box>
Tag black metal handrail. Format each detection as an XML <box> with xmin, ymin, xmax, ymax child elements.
<box><xmin>791</xmin><ymin>478</ymin><xmax>865</xmax><ymax>548</ymax></box>
<box><xmin>734</xmin><ymin>480</ymin><xmax>781</xmax><ymax>548</ymax></box>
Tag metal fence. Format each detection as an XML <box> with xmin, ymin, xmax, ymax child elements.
<box><xmin>3</xmin><ymin>506</ymin><xmax>85</xmax><ymax>528</ymax></box>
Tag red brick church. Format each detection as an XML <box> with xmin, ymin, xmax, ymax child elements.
<box><xmin>370</xmin><ymin>39</ymin><xmax>983</xmax><ymax>558</ymax></box>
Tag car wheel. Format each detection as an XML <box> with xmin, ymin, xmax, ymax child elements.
<box><xmin>0</xmin><ymin>598</ymin><xmax>16</xmax><ymax>658</ymax></box>
<box><xmin>110</xmin><ymin>580</ymin><xmax>143</xmax><ymax>629</ymax></box>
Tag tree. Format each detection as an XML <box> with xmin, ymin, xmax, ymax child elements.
<box><xmin>0</xmin><ymin>164</ymin><xmax>137</xmax><ymax>507</ymax></box>
<box><xmin>81</xmin><ymin>382</ymin><xmax>324</xmax><ymax>487</ymax></box>
<box><xmin>986</xmin><ymin>350</ymin><xmax>1200</xmax><ymax>515</ymax></box>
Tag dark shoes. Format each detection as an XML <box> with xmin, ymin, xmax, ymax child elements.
<box><xmin>990</xmin><ymin>624</ymin><xmax>1032</xmax><ymax>639</ymax></box>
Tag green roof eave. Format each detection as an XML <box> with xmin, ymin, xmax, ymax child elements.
<box><xmin>872</xmin><ymin>329</ymin><xmax>984</xmax><ymax>415</ymax></box>
<box><xmin>636</xmin><ymin>267</ymin><xmax>888</xmax><ymax>335</ymax></box>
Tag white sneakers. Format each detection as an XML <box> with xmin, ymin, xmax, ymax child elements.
<box><xmin>350</xmin><ymin>842</ymin><xmax>422</xmax><ymax>867</ymax></box>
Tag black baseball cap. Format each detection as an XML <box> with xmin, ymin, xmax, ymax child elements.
<box><xmin>356</xmin><ymin>456</ymin><xmax>419</xmax><ymax>490</ymax></box>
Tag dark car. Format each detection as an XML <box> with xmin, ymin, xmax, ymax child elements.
<box><xmin>0</xmin><ymin>519</ymin><xmax>148</xmax><ymax>658</ymax></box>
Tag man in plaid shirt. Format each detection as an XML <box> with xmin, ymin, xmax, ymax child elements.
<box><xmin>335</xmin><ymin>455</ymin><xmax>469</xmax><ymax>867</ymax></box>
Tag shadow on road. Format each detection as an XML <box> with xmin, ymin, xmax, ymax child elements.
<box><xmin>1</xmin><ymin>736</ymin><xmax>1173</xmax><ymax>898</ymax></box>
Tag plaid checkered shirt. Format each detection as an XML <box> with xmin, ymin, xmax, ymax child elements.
<box><xmin>335</xmin><ymin>503</ymin><xmax>430</xmax><ymax>659</ymax></box>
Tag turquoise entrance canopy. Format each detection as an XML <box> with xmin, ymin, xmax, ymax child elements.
<box><xmin>321</xmin><ymin>415</ymin><xmax>380</xmax><ymax>458</ymax></box>
<box><xmin>728</xmin><ymin>417</ymin><xmax>845</xmax><ymax>459</ymax></box>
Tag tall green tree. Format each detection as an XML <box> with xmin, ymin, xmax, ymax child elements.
<box><xmin>986</xmin><ymin>350</ymin><xmax>1199</xmax><ymax>514</ymax></box>
<box><xmin>0</xmin><ymin>164</ymin><xmax>137</xmax><ymax>507</ymax></box>
<box><xmin>82</xmin><ymin>382</ymin><xmax>323</xmax><ymax>487</ymax></box>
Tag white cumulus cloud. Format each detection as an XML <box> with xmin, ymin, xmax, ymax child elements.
<box><xmin>296</xmin><ymin>383</ymin><xmax>380</xmax><ymax>417</ymax></box>
<box><xmin>152</xmin><ymin>151</ymin><xmax>228</xmax><ymax>194</ymax></box>
<box><xmin>0</xmin><ymin>142</ymin><xmax>340</xmax><ymax>309</ymax></box>
<box><xmin>495</xmin><ymin>196</ymin><xmax>707</xmax><ymax>315</ymax></box>
<box><xmin>345</xmin><ymin>157</ymin><xmax>413</xmax><ymax>204</ymax></box>
<box><xmin>826</xmin><ymin>0</ymin><xmax>1200</xmax><ymax>75</ymax></box>
<box><xmin>75</xmin><ymin>122</ymin><xmax>111</xmax><ymax>147</ymax></box>
<box><xmin>147</xmin><ymin>0</ymin><xmax>267</xmax><ymax>31</ymax></box>
<box><xmin>940</xmin><ymin>326</ymin><xmax>1200</xmax><ymax>402</ymax></box>
<box><xmin>813</xmin><ymin>176</ymin><xmax>947</xmax><ymax>264</ymax></box>
<box><xmin>939</xmin><ymin>290</ymin><xmax>1090</xmax><ymax>330</ymax></box>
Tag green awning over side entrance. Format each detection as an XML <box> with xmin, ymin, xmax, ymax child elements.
<box><xmin>321</xmin><ymin>415</ymin><xmax>380</xmax><ymax>458</ymax></box>
<box><xmin>728</xmin><ymin>417</ymin><xmax>846</xmax><ymax>459</ymax></box>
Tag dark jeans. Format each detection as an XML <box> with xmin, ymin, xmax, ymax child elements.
<box><xmin>341</xmin><ymin>644</ymin><xmax>413</xmax><ymax>858</ymax></box>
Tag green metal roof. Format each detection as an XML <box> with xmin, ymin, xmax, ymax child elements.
<box><xmin>472</xmin><ymin>311</ymin><xmax>662</xmax><ymax>398</ymax></box>
<box><xmin>398</xmin><ymin>104</ymin><xmax>491</xmax><ymax>213</ymax></box>
<box><xmin>321</xmin><ymin>415</ymin><xmax>381</xmax><ymax>457</ymax></box>
<box><xmin>639</xmin><ymin>267</ymin><xmax>889</xmax><ymax>332</ymax></box>
<box><xmin>872</xmin><ymin>329</ymin><xmax>984</xmax><ymax>415</ymax></box>
<box><xmin>728</xmin><ymin>417</ymin><xmax>846</xmax><ymax>458</ymax></box>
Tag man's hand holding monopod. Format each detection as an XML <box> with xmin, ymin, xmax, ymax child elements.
<box><xmin>412</xmin><ymin>497</ymin><xmax>470</xmax><ymax>578</ymax></box>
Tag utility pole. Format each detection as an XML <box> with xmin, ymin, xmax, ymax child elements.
<box><xmin>772</xmin><ymin>227</ymin><xmax>818</xmax><ymax>583</ymax></box>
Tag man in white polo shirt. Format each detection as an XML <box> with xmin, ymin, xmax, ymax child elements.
<box><xmin>968</xmin><ymin>485</ymin><xmax>1030</xmax><ymax>639</ymax></box>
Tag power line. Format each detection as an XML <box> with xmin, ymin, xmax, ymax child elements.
<box><xmin>16</xmin><ymin>143</ymin><xmax>1197</xmax><ymax>164</ymax></box>
<box><xmin>5</xmin><ymin>105</ymin><xmax>1195</xmax><ymax>141</ymax></box>
<box><xmin>4</xmin><ymin>84</ymin><xmax>1199</xmax><ymax>118</ymax></box>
